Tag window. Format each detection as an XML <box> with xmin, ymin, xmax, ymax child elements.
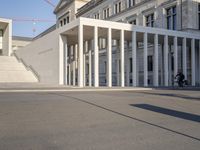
<box><xmin>104</xmin><ymin>61</ymin><xmax>107</xmax><ymax>74</ymax></box>
<box><xmin>148</xmin><ymin>56</ymin><xmax>153</xmax><ymax>71</ymax></box>
<box><xmin>129</xmin><ymin>58</ymin><xmax>132</xmax><ymax>73</ymax></box>
<box><xmin>66</xmin><ymin>16</ymin><xmax>70</xmax><ymax>23</ymax></box>
<box><xmin>129</xmin><ymin>19</ymin><xmax>136</xmax><ymax>25</ymax></box>
<box><xmin>60</xmin><ymin>20</ymin><xmax>63</xmax><ymax>27</ymax></box>
<box><xmin>94</xmin><ymin>13</ymin><xmax>100</xmax><ymax>19</ymax></box>
<box><xmin>63</xmin><ymin>18</ymin><xmax>66</xmax><ymax>25</ymax></box>
<box><xmin>198</xmin><ymin>4</ymin><xmax>200</xmax><ymax>30</ymax></box>
<box><xmin>146</xmin><ymin>14</ymin><xmax>154</xmax><ymax>27</ymax></box>
<box><xmin>115</xmin><ymin>1</ymin><xmax>122</xmax><ymax>14</ymax></box>
<box><xmin>128</xmin><ymin>0</ymin><xmax>135</xmax><ymax>8</ymax></box>
<box><xmin>166</xmin><ymin>6</ymin><xmax>177</xmax><ymax>30</ymax></box>
<box><xmin>103</xmin><ymin>8</ymin><xmax>110</xmax><ymax>19</ymax></box>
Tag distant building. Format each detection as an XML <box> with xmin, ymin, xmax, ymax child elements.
<box><xmin>15</xmin><ymin>0</ymin><xmax>200</xmax><ymax>87</ymax></box>
<box><xmin>0</xmin><ymin>18</ymin><xmax>12</xmax><ymax>56</ymax></box>
<box><xmin>12</xmin><ymin>36</ymin><xmax>32</xmax><ymax>51</ymax></box>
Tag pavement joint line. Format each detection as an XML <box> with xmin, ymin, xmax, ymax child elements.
<box><xmin>49</xmin><ymin>93</ymin><xmax>200</xmax><ymax>142</ymax></box>
<box><xmin>0</xmin><ymin>88</ymin><xmax>153</xmax><ymax>93</ymax></box>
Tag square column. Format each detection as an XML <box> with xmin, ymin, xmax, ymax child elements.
<box><xmin>153</xmin><ymin>34</ymin><xmax>159</xmax><ymax>87</ymax></box>
<box><xmin>64</xmin><ymin>42</ymin><xmax>68</xmax><ymax>85</ymax></box>
<box><xmin>88</xmin><ymin>41</ymin><xmax>92</xmax><ymax>87</ymax></box>
<box><xmin>174</xmin><ymin>37</ymin><xmax>178</xmax><ymax>78</ymax></box>
<box><xmin>126</xmin><ymin>41</ymin><xmax>130</xmax><ymax>87</ymax></box>
<box><xmin>191</xmin><ymin>39</ymin><xmax>195</xmax><ymax>86</ymax></box>
<box><xmin>143</xmin><ymin>32</ymin><xmax>148</xmax><ymax>87</ymax></box>
<box><xmin>199</xmin><ymin>40</ymin><xmax>200</xmax><ymax>85</ymax></box>
<box><xmin>94</xmin><ymin>26</ymin><xmax>99</xmax><ymax>87</ymax></box>
<box><xmin>73</xmin><ymin>46</ymin><xmax>76</xmax><ymax>86</ymax></box>
<box><xmin>68</xmin><ymin>46</ymin><xmax>72</xmax><ymax>86</ymax></box>
<box><xmin>78</xmin><ymin>25</ymin><xmax>83</xmax><ymax>87</ymax></box>
<box><xmin>83</xmin><ymin>41</ymin><xmax>88</xmax><ymax>87</ymax></box>
<box><xmin>72</xmin><ymin>61</ymin><xmax>76</xmax><ymax>86</ymax></box>
<box><xmin>120</xmin><ymin>30</ymin><xmax>125</xmax><ymax>87</ymax></box>
<box><xmin>132</xmin><ymin>31</ymin><xmax>137</xmax><ymax>87</ymax></box>
<box><xmin>164</xmin><ymin>35</ymin><xmax>169</xmax><ymax>86</ymax></box>
<box><xmin>107</xmin><ymin>28</ymin><xmax>112</xmax><ymax>87</ymax></box>
<box><xmin>183</xmin><ymin>37</ymin><xmax>187</xmax><ymax>80</ymax></box>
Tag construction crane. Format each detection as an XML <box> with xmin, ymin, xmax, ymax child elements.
<box><xmin>6</xmin><ymin>0</ymin><xmax>57</xmax><ymax>36</ymax></box>
<box><xmin>11</xmin><ymin>18</ymin><xmax>56</xmax><ymax>36</ymax></box>
<box><xmin>43</xmin><ymin>0</ymin><xmax>56</xmax><ymax>8</ymax></box>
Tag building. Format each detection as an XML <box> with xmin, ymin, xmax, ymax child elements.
<box><xmin>15</xmin><ymin>0</ymin><xmax>200</xmax><ymax>87</ymax></box>
<box><xmin>0</xmin><ymin>18</ymin><xmax>12</xmax><ymax>56</ymax></box>
<box><xmin>12</xmin><ymin>36</ymin><xmax>32</xmax><ymax>51</ymax></box>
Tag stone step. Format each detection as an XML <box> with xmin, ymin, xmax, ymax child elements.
<box><xmin>0</xmin><ymin>63</ymin><xmax>26</xmax><ymax>71</ymax></box>
<box><xmin>0</xmin><ymin>56</ymin><xmax>38</xmax><ymax>83</ymax></box>
<box><xmin>0</xmin><ymin>71</ymin><xmax>38</xmax><ymax>82</ymax></box>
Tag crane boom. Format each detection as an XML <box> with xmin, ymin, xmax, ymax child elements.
<box><xmin>43</xmin><ymin>0</ymin><xmax>56</xmax><ymax>8</ymax></box>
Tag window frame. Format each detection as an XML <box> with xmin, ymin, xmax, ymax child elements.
<box><xmin>198</xmin><ymin>3</ymin><xmax>200</xmax><ymax>30</ymax></box>
<box><xmin>166</xmin><ymin>6</ymin><xmax>177</xmax><ymax>30</ymax></box>
<box><xmin>146</xmin><ymin>13</ymin><xmax>154</xmax><ymax>27</ymax></box>
<box><xmin>103</xmin><ymin>7</ymin><xmax>110</xmax><ymax>19</ymax></box>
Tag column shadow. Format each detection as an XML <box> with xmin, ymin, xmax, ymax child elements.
<box><xmin>137</xmin><ymin>92</ymin><xmax>200</xmax><ymax>101</ymax></box>
<box><xmin>131</xmin><ymin>104</ymin><xmax>200</xmax><ymax>123</ymax></box>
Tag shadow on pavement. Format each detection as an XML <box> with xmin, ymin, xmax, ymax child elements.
<box><xmin>131</xmin><ymin>104</ymin><xmax>200</xmax><ymax>123</ymax></box>
<box><xmin>49</xmin><ymin>93</ymin><xmax>200</xmax><ymax>142</ymax></box>
<box><xmin>138</xmin><ymin>92</ymin><xmax>200</xmax><ymax>101</ymax></box>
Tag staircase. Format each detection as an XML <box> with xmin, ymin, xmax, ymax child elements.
<box><xmin>0</xmin><ymin>56</ymin><xmax>38</xmax><ymax>83</ymax></box>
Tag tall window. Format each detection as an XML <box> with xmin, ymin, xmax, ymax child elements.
<box><xmin>129</xmin><ymin>19</ymin><xmax>136</xmax><ymax>25</ymax></box>
<box><xmin>66</xmin><ymin>16</ymin><xmax>70</xmax><ymax>23</ymax></box>
<box><xmin>94</xmin><ymin>13</ymin><xmax>100</xmax><ymax>19</ymax></box>
<box><xmin>166</xmin><ymin>6</ymin><xmax>177</xmax><ymax>30</ymax></box>
<box><xmin>103</xmin><ymin>8</ymin><xmax>110</xmax><ymax>19</ymax></box>
<box><xmin>128</xmin><ymin>0</ymin><xmax>135</xmax><ymax>8</ymax></box>
<box><xmin>115</xmin><ymin>1</ymin><xmax>122</xmax><ymax>14</ymax></box>
<box><xmin>148</xmin><ymin>56</ymin><xmax>153</xmax><ymax>71</ymax></box>
<box><xmin>60</xmin><ymin>20</ymin><xmax>63</xmax><ymax>27</ymax></box>
<box><xmin>129</xmin><ymin>58</ymin><xmax>132</xmax><ymax>73</ymax></box>
<box><xmin>198</xmin><ymin>4</ymin><xmax>200</xmax><ymax>30</ymax></box>
<box><xmin>146</xmin><ymin>14</ymin><xmax>154</xmax><ymax>27</ymax></box>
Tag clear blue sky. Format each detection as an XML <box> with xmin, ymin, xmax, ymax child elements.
<box><xmin>0</xmin><ymin>0</ymin><xmax>59</xmax><ymax>38</ymax></box>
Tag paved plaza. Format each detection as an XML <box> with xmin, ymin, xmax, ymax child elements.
<box><xmin>0</xmin><ymin>89</ymin><xmax>200</xmax><ymax>150</ymax></box>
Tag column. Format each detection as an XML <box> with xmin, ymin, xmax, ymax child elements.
<box><xmin>88</xmin><ymin>41</ymin><xmax>92</xmax><ymax>87</ymax></box>
<box><xmin>169</xmin><ymin>47</ymin><xmax>172</xmax><ymax>86</ymax></box>
<box><xmin>94</xmin><ymin>26</ymin><xmax>99</xmax><ymax>87</ymax></box>
<box><xmin>120</xmin><ymin>30</ymin><xmax>125</xmax><ymax>87</ymax></box>
<box><xmin>73</xmin><ymin>45</ymin><xmax>76</xmax><ymax>86</ymax></box>
<box><xmin>153</xmin><ymin>34</ymin><xmax>159</xmax><ymax>87</ymax></box>
<box><xmin>199</xmin><ymin>40</ymin><xmax>200</xmax><ymax>85</ymax></box>
<box><xmin>64</xmin><ymin>42</ymin><xmax>68</xmax><ymax>85</ymax></box>
<box><xmin>164</xmin><ymin>35</ymin><xmax>169</xmax><ymax>86</ymax></box>
<box><xmin>191</xmin><ymin>38</ymin><xmax>195</xmax><ymax>86</ymax></box>
<box><xmin>174</xmin><ymin>37</ymin><xmax>178</xmax><ymax>78</ymax></box>
<box><xmin>132</xmin><ymin>31</ymin><xmax>137</xmax><ymax>87</ymax></box>
<box><xmin>160</xmin><ymin>45</ymin><xmax>164</xmax><ymax>86</ymax></box>
<box><xmin>107</xmin><ymin>28</ymin><xmax>112</xmax><ymax>87</ymax></box>
<box><xmin>83</xmin><ymin>41</ymin><xmax>87</xmax><ymax>87</ymax></box>
<box><xmin>68</xmin><ymin>46</ymin><xmax>72</xmax><ymax>86</ymax></box>
<box><xmin>183</xmin><ymin>37</ymin><xmax>187</xmax><ymax>80</ymax></box>
<box><xmin>78</xmin><ymin>25</ymin><xmax>83</xmax><ymax>87</ymax></box>
<box><xmin>116</xmin><ymin>40</ymin><xmax>120</xmax><ymax>86</ymax></box>
<box><xmin>126</xmin><ymin>41</ymin><xmax>130</xmax><ymax>86</ymax></box>
<box><xmin>143</xmin><ymin>32</ymin><xmax>148</xmax><ymax>87</ymax></box>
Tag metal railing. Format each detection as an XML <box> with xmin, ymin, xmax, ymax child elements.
<box><xmin>13</xmin><ymin>52</ymin><xmax>40</xmax><ymax>82</ymax></box>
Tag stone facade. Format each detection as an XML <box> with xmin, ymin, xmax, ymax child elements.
<box><xmin>52</xmin><ymin>0</ymin><xmax>200</xmax><ymax>87</ymax></box>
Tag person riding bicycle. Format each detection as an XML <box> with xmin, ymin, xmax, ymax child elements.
<box><xmin>175</xmin><ymin>72</ymin><xmax>185</xmax><ymax>87</ymax></box>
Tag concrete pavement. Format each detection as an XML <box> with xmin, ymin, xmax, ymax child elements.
<box><xmin>0</xmin><ymin>90</ymin><xmax>200</xmax><ymax>150</ymax></box>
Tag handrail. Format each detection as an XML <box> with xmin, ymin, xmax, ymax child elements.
<box><xmin>13</xmin><ymin>52</ymin><xmax>40</xmax><ymax>82</ymax></box>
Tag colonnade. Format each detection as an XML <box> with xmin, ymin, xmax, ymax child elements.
<box><xmin>63</xmin><ymin>25</ymin><xmax>200</xmax><ymax>87</ymax></box>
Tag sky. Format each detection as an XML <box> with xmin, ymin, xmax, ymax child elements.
<box><xmin>0</xmin><ymin>0</ymin><xmax>60</xmax><ymax>38</ymax></box>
